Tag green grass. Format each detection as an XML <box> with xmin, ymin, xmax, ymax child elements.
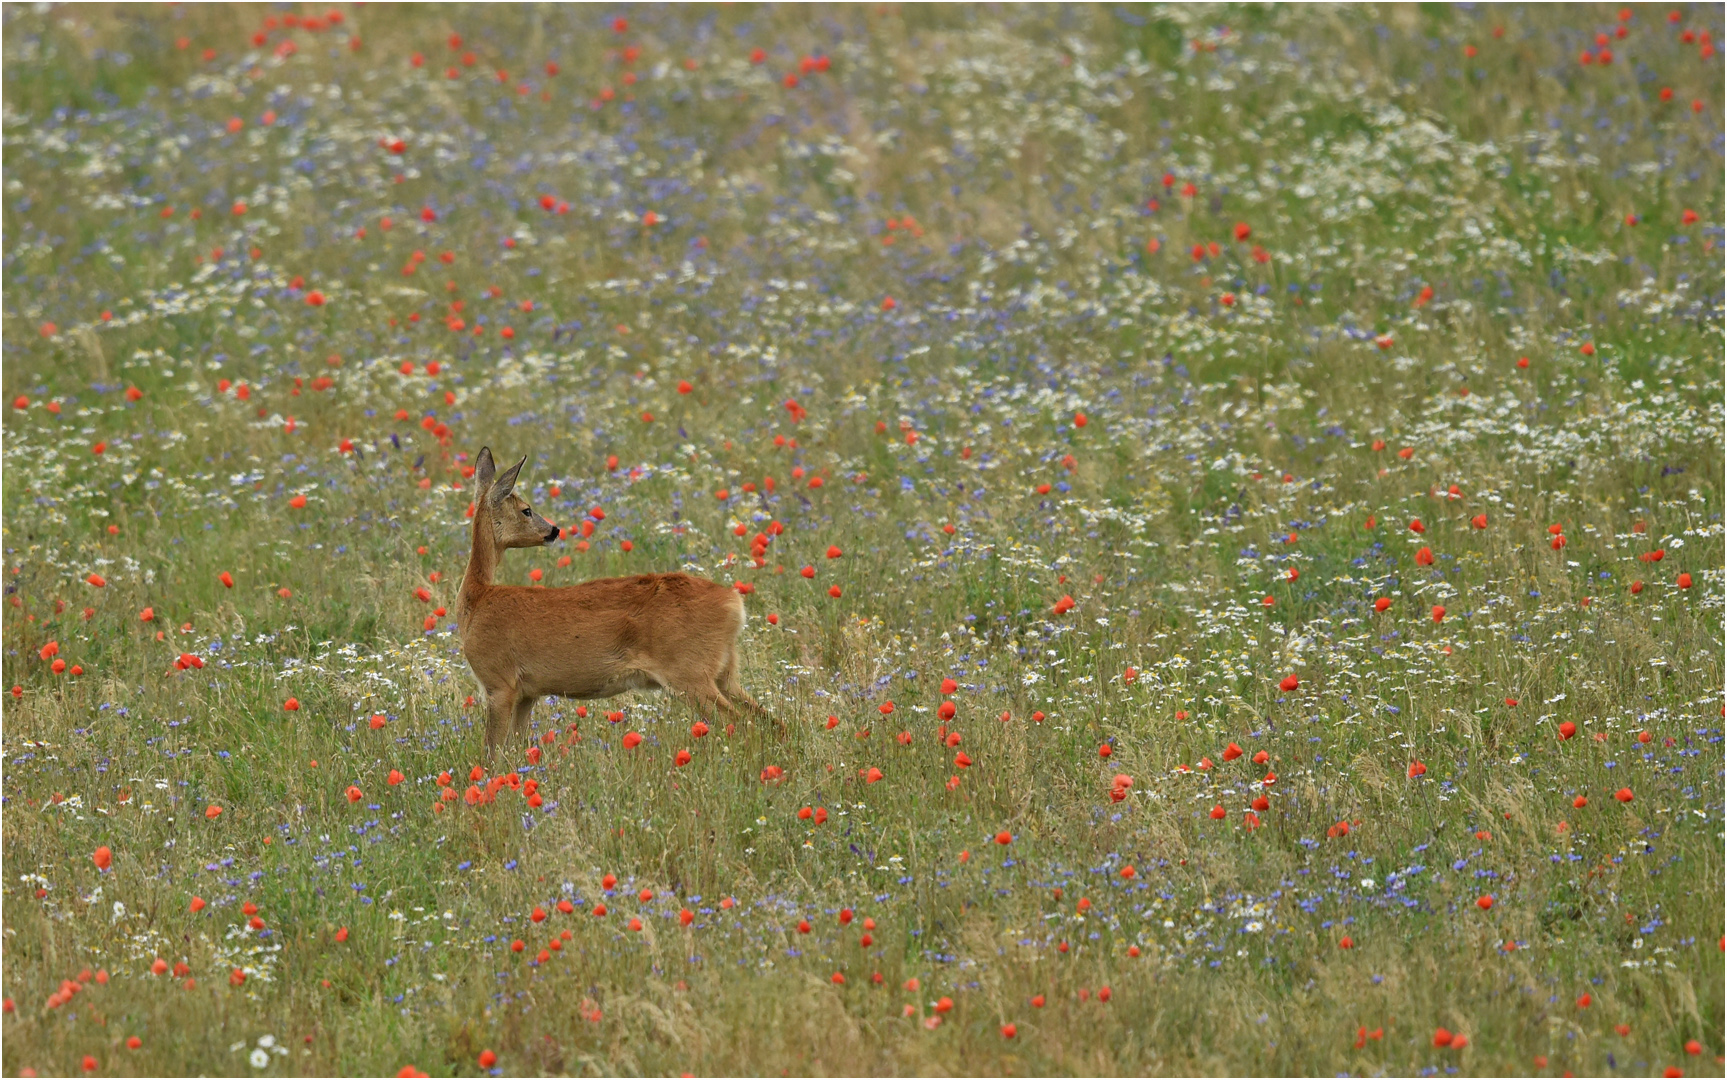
<box><xmin>1</xmin><ymin>2</ymin><xmax>1722</xmax><ymax>1077</ymax></box>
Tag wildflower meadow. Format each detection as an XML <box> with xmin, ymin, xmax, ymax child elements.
<box><xmin>1</xmin><ymin>4</ymin><xmax>1722</xmax><ymax>1076</ymax></box>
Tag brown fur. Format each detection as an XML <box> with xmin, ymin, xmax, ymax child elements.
<box><xmin>455</xmin><ymin>447</ymin><xmax>761</xmax><ymax>758</ymax></box>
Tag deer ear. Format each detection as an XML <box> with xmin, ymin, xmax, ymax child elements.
<box><xmin>475</xmin><ymin>447</ymin><xmax>496</xmax><ymax>490</ymax></box>
<box><xmin>490</xmin><ymin>455</ymin><xmax>527</xmax><ymax>504</ymax></box>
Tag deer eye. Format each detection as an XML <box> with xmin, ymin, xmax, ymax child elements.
<box><xmin>521</xmin><ymin>507</ymin><xmax>532</xmax><ymax>516</ymax></box>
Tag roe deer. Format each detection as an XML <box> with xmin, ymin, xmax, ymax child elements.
<box><xmin>456</xmin><ymin>446</ymin><xmax>762</xmax><ymax>758</ymax></box>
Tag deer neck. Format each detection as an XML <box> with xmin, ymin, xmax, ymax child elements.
<box><xmin>460</xmin><ymin>500</ymin><xmax>498</xmax><ymax>603</ymax></box>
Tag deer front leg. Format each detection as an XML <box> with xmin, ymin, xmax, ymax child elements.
<box><xmin>483</xmin><ymin>685</ymin><xmax>518</xmax><ymax>761</ymax></box>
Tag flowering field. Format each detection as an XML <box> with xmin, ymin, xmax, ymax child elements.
<box><xmin>2</xmin><ymin>3</ymin><xmax>1723</xmax><ymax>1076</ymax></box>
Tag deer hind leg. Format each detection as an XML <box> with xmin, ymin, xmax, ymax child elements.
<box><xmin>666</xmin><ymin>671</ymin><xmax>731</xmax><ymax>724</ymax></box>
<box><xmin>511</xmin><ymin>694</ymin><xmax>538</xmax><ymax>743</ymax></box>
<box><xmin>483</xmin><ymin>685</ymin><xmax>519</xmax><ymax>761</ymax></box>
<box><xmin>718</xmin><ymin>647</ymin><xmax>769</xmax><ymax>719</ymax></box>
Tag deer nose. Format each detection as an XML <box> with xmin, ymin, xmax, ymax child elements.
<box><xmin>544</xmin><ymin>523</ymin><xmax>560</xmax><ymax>542</ymax></box>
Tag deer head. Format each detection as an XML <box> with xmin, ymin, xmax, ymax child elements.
<box><xmin>474</xmin><ymin>447</ymin><xmax>559</xmax><ymax>549</ymax></box>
